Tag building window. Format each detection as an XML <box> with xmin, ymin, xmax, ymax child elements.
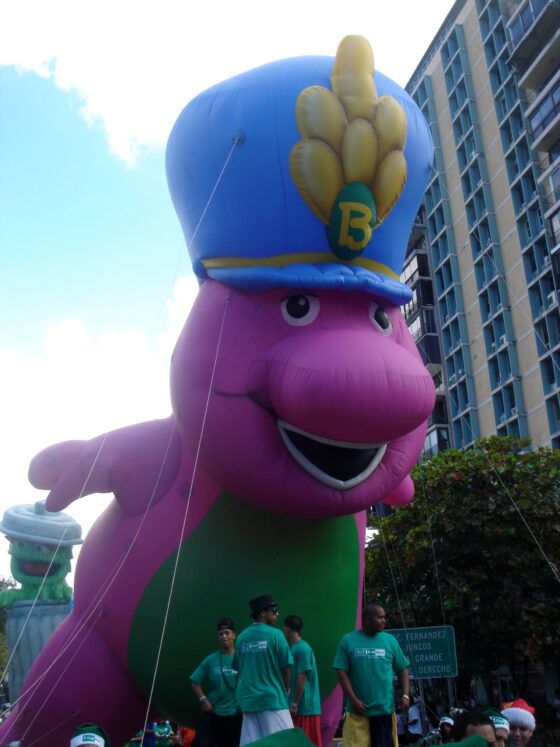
<box><xmin>550</xmin><ymin>209</ymin><xmax>560</xmax><ymax>245</ymax></box>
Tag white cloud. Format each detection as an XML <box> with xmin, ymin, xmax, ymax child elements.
<box><xmin>0</xmin><ymin>275</ymin><xmax>200</xmax><ymax>580</ymax></box>
<box><xmin>159</xmin><ymin>274</ymin><xmax>200</xmax><ymax>357</ymax></box>
<box><xmin>0</xmin><ymin>0</ymin><xmax>454</xmax><ymax>162</ymax></box>
<box><xmin>0</xmin><ymin>0</ymin><xmax>455</xmax><ymax>582</ymax></box>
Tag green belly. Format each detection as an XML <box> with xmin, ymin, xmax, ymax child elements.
<box><xmin>128</xmin><ymin>492</ymin><xmax>360</xmax><ymax>724</ymax></box>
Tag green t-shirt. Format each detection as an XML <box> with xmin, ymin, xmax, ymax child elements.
<box><xmin>153</xmin><ymin>721</ymin><xmax>174</xmax><ymax>746</ymax></box>
<box><xmin>233</xmin><ymin>623</ymin><xmax>293</xmax><ymax>713</ymax></box>
<box><xmin>332</xmin><ymin>629</ymin><xmax>409</xmax><ymax>717</ymax></box>
<box><xmin>290</xmin><ymin>639</ymin><xmax>321</xmax><ymax>716</ymax></box>
<box><xmin>190</xmin><ymin>650</ymin><xmax>239</xmax><ymax>716</ymax></box>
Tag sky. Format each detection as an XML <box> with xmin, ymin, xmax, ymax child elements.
<box><xmin>0</xmin><ymin>0</ymin><xmax>455</xmax><ymax>581</ymax></box>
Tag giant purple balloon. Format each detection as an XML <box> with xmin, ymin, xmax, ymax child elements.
<box><xmin>0</xmin><ymin>39</ymin><xmax>434</xmax><ymax>747</ymax></box>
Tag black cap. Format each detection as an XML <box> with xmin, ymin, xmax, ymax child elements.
<box><xmin>249</xmin><ymin>593</ymin><xmax>277</xmax><ymax>617</ymax></box>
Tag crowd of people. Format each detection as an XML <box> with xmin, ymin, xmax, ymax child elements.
<box><xmin>396</xmin><ymin>699</ymin><xmax>539</xmax><ymax>747</ymax></box>
<box><xmin>27</xmin><ymin>595</ymin><xmax>550</xmax><ymax>747</ymax></box>
<box><xmin>125</xmin><ymin>595</ymin><xmax>406</xmax><ymax>747</ymax></box>
<box><xmin>416</xmin><ymin>700</ymin><xmax>538</xmax><ymax>747</ymax></box>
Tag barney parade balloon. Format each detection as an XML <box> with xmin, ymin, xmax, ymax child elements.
<box><xmin>0</xmin><ymin>35</ymin><xmax>435</xmax><ymax>746</ymax></box>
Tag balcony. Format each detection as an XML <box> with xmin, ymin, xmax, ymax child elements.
<box><xmin>509</xmin><ymin>1</ymin><xmax>560</xmax><ymax>67</ymax></box>
<box><xmin>519</xmin><ymin>26</ymin><xmax>560</xmax><ymax>91</ymax></box>
<box><xmin>528</xmin><ymin>80</ymin><xmax>560</xmax><ymax>152</ymax></box>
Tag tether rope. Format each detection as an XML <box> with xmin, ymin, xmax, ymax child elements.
<box><xmin>372</xmin><ymin>505</ymin><xmax>409</xmax><ymax>635</ymax></box>
<box><xmin>152</xmin><ymin>134</ymin><xmax>243</xmax><ymax>338</ymax></box>
<box><xmin>477</xmin><ymin>444</ymin><xmax>560</xmax><ymax>584</ymax></box>
<box><xmin>418</xmin><ymin>471</ymin><xmax>448</xmax><ymax>628</ymax></box>
<box><xmin>139</xmin><ymin>291</ymin><xmax>230</xmax><ymax>742</ymax></box>
<box><xmin>0</xmin><ymin>433</ymin><xmax>109</xmax><ymax>689</ymax></box>
<box><xmin>5</xmin><ymin>425</ymin><xmax>176</xmax><ymax>716</ymax></box>
<box><xmin>21</xmin><ymin>609</ymin><xmax>101</xmax><ymax>744</ymax></box>
<box><xmin>436</xmin><ymin>373</ymin><xmax>560</xmax><ymax>584</ymax></box>
<box><xmin>5</xmin><ymin>134</ymin><xmax>242</xmax><ymax>742</ymax></box>
<box><xmin>0</xmin><ymin>526</ymin><xmax>68</xmax><ymax>688</ymax></box>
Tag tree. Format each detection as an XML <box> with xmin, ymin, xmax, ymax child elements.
<box><xmin>365</xmin><ymin>437</ymin><xmax>560</xmax><ymax>695</ymax></box>
<box><xmin>0</xmin><ymin>576</ymin><xmax>16</xmax><ymax>680</ymax></box>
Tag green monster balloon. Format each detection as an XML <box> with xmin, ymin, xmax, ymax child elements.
<box><xmin>0</xmin><ymin>501</ymin><xmax>82</xmax><ymax>606</ymax></box>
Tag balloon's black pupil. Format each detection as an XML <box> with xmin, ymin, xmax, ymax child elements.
<box><xmin>287</xmin><ymin>296</ymin><xmax>310</xmax><ymax>318</ymax></box>
<box><xmin>375</xmin><ymin>307</ymin><xmax>390</xmax><ymax>329</ymax></box>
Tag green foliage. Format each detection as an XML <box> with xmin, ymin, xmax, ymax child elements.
<box><xmin>365</xmin><ymin>437</ymin><xmax>560</xmax><ymax>685</ymax></box>
<box><xmin>0</xmin><ymin>576</ymin><xmax>16</xmax><ymax>677</ymax></box>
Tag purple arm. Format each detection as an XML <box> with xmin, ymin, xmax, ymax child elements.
<box><xmin>28</xmin><ymin>417</ymin><xmax>182</xmax><ymax>517</ymax></box>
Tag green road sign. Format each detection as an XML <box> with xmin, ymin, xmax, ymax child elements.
<box><xmin>386</xmin><ymin>625</ymin><xmax>457</xmax><ymax>679</ymax></box>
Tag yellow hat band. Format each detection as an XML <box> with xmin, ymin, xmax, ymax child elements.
<box><xmin>201</xmin><ymin>251</ymin><xmax>399</xmax><ymax>281</ymax></box>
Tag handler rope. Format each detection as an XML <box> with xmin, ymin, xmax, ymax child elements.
<box><xmin>0</xmin><ymin>525</ymin><xmax>68</xmax><ymax>689</ymax></box>
<box><xmin>137</xmin><ymin>134</ymin><xmax>241</xmax><ymax>746</ymax></box>
<box><xmin>418</xmin><ymin>470</ymin><xmax>448</xmax><ymax>628</ymax></box>
<box><xmin>425</xmin><ymin>230</ymin><xmax>560</xmax><ymax>583</ymax></box>
<box><xmin>369</xmin><ymin>509</ymin><xmax>417</xmax><ymax>627</ymax></box>
<box><xmin>21</xmin><ymin>609</ymin><xmax>102</xmax><ymax>745</ymax></box>
<box><xmin>4</xmin><ymin>424</ymin><xmax>176</xmax><ymax>716</ymax></box>
<box><xmin>477</xmin><ymin>443</ymin><xmax>560</xmax><ymax>584</ymax></box>
<box><xmin>7</xmin><ymin>137</ymin><xmax>241</xmax><ymax>742</ymax></box>
<box><xmin>0</xmin><ymin>431</ymin><xmax>109</xmax><ymax>690</ymax></box>
<box><xmin>152</xmin><ymin>133</ymin><xmax>243</xmax><ymax>338</ymax></box>
<box><xmin>140</xmin><ymin>290</ymin><xmax>230</xmax><ymax>743</ymax></box>
<box><xmin>440</xmin><ymin>380</ymin><xmax>560</xmax><ymax>585</ymax></box>
<box><xmin>373</xmin><ymin>506</ymin><xmax>409</xmax><ymax>634</ymax></box>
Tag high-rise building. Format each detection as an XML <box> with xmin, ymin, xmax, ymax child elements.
<box><xmin>403</xmin><ymin>0</ymin><xmax>560</xmax><ymax>451</ymax></box>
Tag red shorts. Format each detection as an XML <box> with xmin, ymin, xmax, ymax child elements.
<box><xmin>293</xmin><ymin>714</ymin><xmax>323</xmax><ymax>747</ymax></box>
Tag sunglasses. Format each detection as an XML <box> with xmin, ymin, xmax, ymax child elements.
<box><xmin>266</xmin><ymin>605</ymin><xmax>279</xmax><ymax>614</ymax></box>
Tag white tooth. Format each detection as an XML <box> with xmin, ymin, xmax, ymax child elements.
<box><xmin>277</xmin><ymin>420</ymin><xmax>387</xmax><ymax>490</ymax></box>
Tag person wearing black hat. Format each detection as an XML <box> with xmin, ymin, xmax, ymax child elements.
<box><xmin>190</xmin><ymin>617</ymin><xmax>242</xmax><ymax>747</ymax></box>
<box><xmin>233</xmin><ymin>594</ymin><xmax>293</xmax><ymax>745</ymax></box>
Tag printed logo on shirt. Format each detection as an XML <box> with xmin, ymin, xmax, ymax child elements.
<box><xmin>213</xmin><ymin>666</ymin><xmax>238</xmax><ymax>676</ymax></box>
<box><xmin>354</xmin><ymin>647</ymin><xmax>386</xmax><ymax>658</ymax></box>
<box><xmin>241</xmin><ymin>641</ymin><xmax>268</xmax><ymax>653</ymax></box>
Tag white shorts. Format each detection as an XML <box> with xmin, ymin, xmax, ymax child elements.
<box><xmin>240</xmin><ymin>709</ymin><xmax>293</xmax><ymax>745</ymax></box>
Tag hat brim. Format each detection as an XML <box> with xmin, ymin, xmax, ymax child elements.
<box><xmin>0</xmin><ymin>525</ymin><xmax>82</xmax><ymax>546</ymax></box>
<box><xmin>250</xmin><ymin>602</ymin><xmax>278</xmax><ymax>617</ymax></box>
<box><xmin>501</xmin><ymin>708</ymin><xmax>535</xmax><ymax>731</ymax></box>
<box><xmin>206</xmin><ymin>263</ymin><xmax>412</xmax><ymax>306</ymax></box>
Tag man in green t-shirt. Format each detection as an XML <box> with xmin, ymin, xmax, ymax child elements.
<box><xmin>190</xmin><ymin>617</ymin><xmax>242</xmax><ymax>747</ymax></box>
<box><xmin>152</xmin><ymin>720</ymin><xmax>174</xmax><ymax>746</ymax></box>
<box><xmin>284</xmin><ymin>614</ymin><xmax>322</xmax><ymax>747</ymax></box>
<box><xmin>333</xmin><ymin>604</ymin><xmax>410</xmax><ymax>747</ymax></box>
<box><xmin>233</xmin><ymin>593</ymin><xmax>294</xmax><ymax>746</ymax></box>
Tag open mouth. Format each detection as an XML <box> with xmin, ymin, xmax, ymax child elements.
<box><xmin>278</xmin><ymin>420</ymin><xmax>387</xmax><ymax>489</ymax></box>
<box><xmin>17</xmin><ymin>560</ymin><xmax>60</xmax><ymax>578</ymax></box>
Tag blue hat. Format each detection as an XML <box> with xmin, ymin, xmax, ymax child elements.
<box><xmin>166</xmin><ymin>38</ymin><xmax>433</xmax><ymax>306</ymax></box>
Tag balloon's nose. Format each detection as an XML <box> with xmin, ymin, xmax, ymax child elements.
<box><xmin>247</xmin><ymin>328</ymin><xmax>435</xmax><ymax>443</ymax></box>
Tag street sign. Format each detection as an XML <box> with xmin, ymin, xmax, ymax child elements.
<box><xmin>386</xmin><ymin>625</ymin><xmax>457</xmax><ymax>679</ymax></box>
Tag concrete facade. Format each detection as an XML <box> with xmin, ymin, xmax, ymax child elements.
<box><xmin>403</xmin><ymin>0</ymin><xmax>560</xmax><ymax>451</ymax></box>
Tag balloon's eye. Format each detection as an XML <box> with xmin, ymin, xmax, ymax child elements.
<box><xmin>369</xmin><ymin>303</ymin><xmax>393</xmax><ymax>335</ymax></box>
<box><xmin>281</xmin><ymin>295</ymin><xmax>320</xmax><ymax>326</ymax></box>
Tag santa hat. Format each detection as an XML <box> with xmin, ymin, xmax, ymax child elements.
<box><xmin>501</xmin><ymin>699</ymin><xmax>535</xmax><ymax>731</ymax></box>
